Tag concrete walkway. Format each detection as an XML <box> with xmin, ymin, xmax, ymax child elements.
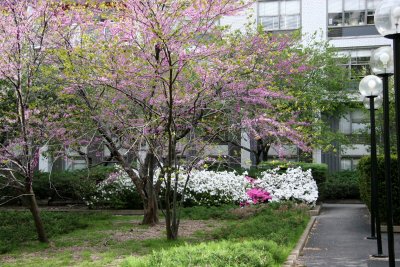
<box><xmin>298</xmin><ymin>203</ymin><xmax>400</xmax><ymax>267</ymax></box>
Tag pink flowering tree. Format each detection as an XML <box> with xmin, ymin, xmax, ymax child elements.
<box><xmin>54</xmin><ymin>0</ymin><xmax>310</xmax><ymax>239</ymax></box>
<box><xmin>0</xmin><ymin>0</ymin><xmax>68</xmax><ymax>243</ymax></box>
<box><xmin>223</xmin><ymin>31</ymin><xmax>352</xmax><ymax>164</ymax></box>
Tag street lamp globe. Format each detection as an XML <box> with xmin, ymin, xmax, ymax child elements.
<box><xmin>363</xmin><ymin>95</ymin><xmax>383</xmax><ymax>110</ymax></box>
<box><xmin>359</xmin><ymin>75</ymin><xmax>383</xmax><ymax>97</ymax></box>
<box><xmin>370</xmin><ymin>46</ymin><xmax>394</xmax><ymax>75</ymax></box>
<box><xmin>375</xmin><ymin>0</ymin><xmax>400</xmax><ymax>38</ymax></box>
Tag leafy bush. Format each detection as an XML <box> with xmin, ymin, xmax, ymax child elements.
<box><xmin>33</xmin><ymin>166</ymin><xmax>115</xmax><ymax>202</ymax></box>
<box><xmin>0</xmin><ymin>166</ymin><xmax>115</xmax><ymax>206</ymax></box>
<box><xmin>358</xmin><ymin>156</ymin><xmax>400</xmax><ymax>224</ymax></box>
<box><xmin>320</xmin><ymin>170</ymin><xmax>360</xmax><ymax>200</ymax></box>
<box><xmin>179</xmin><ymin>205</ymin><xmax>238</xmax><ymax>220</ymax></box>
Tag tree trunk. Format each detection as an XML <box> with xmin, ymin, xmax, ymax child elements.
<box><xmin>142</xmin><ymin>192</ymin><xmax>159</xmax><ymax>225</ymax></box>
<box><xmin>25</xmin><ymin>188</ymin><xmax>48</xmax><ymax>243</ymax></box>
<box><xmin>261</xmin><ymin>145</ymin><xmax>270</xmax><ymax>162</ymax></box>
<box><xmin>140</xmin><ymin>152</ymin><xmax>159</xmax><ymax>225</ymax></box>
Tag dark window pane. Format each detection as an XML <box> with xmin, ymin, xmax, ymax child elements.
<box><xmin>344</xmin><ymin>11</ymin><xmax>365</xmax><ymax>26</ymax></box>
<box><xmin>367</xmin><ymin>11</ymin><xmax>374</xmax><ymax>24</ymax></box>
<box><xmin>328</xmin><ymin>12</ymin><xmax>343</xmax><ymax>26</ymax></box>
<box><xmin>328</xmin><ymin>24</ymin><xmax>379</xmax><ymax>37</ymax></box>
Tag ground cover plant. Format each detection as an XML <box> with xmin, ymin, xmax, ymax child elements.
<box><xmin>0</xmin><ymin>203</ymin><xmax>309</xmax><ymax>267</ymax></box>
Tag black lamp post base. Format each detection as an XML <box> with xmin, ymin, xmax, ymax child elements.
<box><xmin>372</xmin><ymin>254</ymin><xmax>388</xmax><ymax>258</ymax></box>
<box><xmin>367</xmin><ymin>236</ymin><xmax>377</xmax><ymax>240</ymax></box>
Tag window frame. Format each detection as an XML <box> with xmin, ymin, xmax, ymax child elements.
<box><xmin>258</xmin><ymin>0</ymin><xmax>301</xmax><ymax>31</ymax></box>
<box><xmin>327</xmin><ymin>0</ymin><xmax>377</xmax><ymax>28</ymax></box>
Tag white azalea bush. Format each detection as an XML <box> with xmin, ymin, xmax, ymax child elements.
<box><xmin>87</xmin><ymin>165</ymin><xmax>318</xmax><ymax>208</ymax></box>
<box><xmin>254</xmin><ymin>167</ymin><xmax>318</xmax><ymax>205</ymax></box>
<box><xmin>167</xmin><ymin>170</ymin><xmax>249</xmax><ymax>206</ymax></box>
<box><xmin>86</xmin><ymin>166</ymin><xmax>141</xmax><ymax>209</ymax></box>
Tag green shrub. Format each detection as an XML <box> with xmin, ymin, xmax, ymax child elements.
<box><xmin>179</xmin><ymin>205</ymin><xmax>238</xmax><ymax>220</ymax></box>
<box><xmin>33</xmin><ymin>166</ymin><xmax>115</xmax><ymax>202</ymax></box>
<box><xmin>258</xmin><ymin>161</ymin><xmax>328</xmax><ymax>195</ymax></box>
<box><xmin>320</xmin><ymin>170</ymin><xmax>360</xmax><ymax>200</ymax></box>
<box><xmin>358</xmin><ymin>156</ymin><xmax>400</xmax><ymax>224</ymax></box>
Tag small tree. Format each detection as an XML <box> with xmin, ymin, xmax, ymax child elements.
<box><xmin>0</xmin><ymin>0</ymin><xmax>65</xmax><ymax>243</ymax></box>
<box><xmin>216</xmin><ymin>30</ymin><xmax>353</xmax><ymax>165</ymax></box>
<box><xmin>55</xmin><ymin>0</ymin><xmax>309</xmax><ymax>239</ymax></box>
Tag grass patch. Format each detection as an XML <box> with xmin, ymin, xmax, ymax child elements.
<box><xmin>0</xmin><ymin>203</ymin><xmax>309</xmax><ymax>267</ymax></box>
<box><xmin>123</xmin><ymin>203</ymin><xmax>309</xmax><ymax>267</ymax></box>
<box><xmin>0</xmin><ymin>211</ymin><xmax>111</xmax><ymax>254</ymax></box>
<box><xmin>122</xmin><ymin>240</ymin><xmax>287</xmax><ymax>267</ymax></box>
<box><xmin>179</xmin><ymin>205</ymin><xmax>238</xmax><ymax>220</ymax></box>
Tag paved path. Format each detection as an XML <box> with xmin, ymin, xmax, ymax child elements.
<box><xmin>298</xmin><ymin>203</ymin><xmax>400</xmax><ymax>267</ymax></box>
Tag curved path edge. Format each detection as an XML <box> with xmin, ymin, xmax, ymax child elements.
<box><xmin>284</xmin><ymin>215</ymin><xmax>317</xmax><ymax>267</ymax></box>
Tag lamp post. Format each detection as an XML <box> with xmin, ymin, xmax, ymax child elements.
<box><xmin>374</xmin><ymin>0</ymin><xmax>400</xmax><ymax>177</ymax></box>
<box><xmin>359</xmin><ymin>75</ymin><xmax>384</xmax><ymax>243</ymax></box>
<box><xmin>362</xmin><ymin>94</ymin><xmax>385</xmax><ymax>257</ymax></box>
<box><xmin>370</xmin><ymin>44</ymin><xmax>395</xmax><ymax>265</ymax></box>
<box><xmin>375</xmin><ymin>2</ymin><xmax>400</xmax><ymax>264</ymax></box>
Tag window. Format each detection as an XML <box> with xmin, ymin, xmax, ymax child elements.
<box><xmin>328</xmin><ymin>0</ymin><xmax>379</xmax><ymax>37</ymax></box>
<box><xmin>339</xmin><ymin>50</ymin><xmax>372</xmax><ymax>89</ymax></box>
<box><xmin>258</xmin><ymin>0</ymin><xmax>300</xmax><ymax>31</ymax></box>
<box><xmin>349</xmin><ymin>56</ymin><xmax>371</xmax><ymax>79</ymax></box>
<box><xmin>339</xmin><ymin>110</ymin><xmax>369</xmax><ymax>143</ymax></box>
<box><xmin>340</xmin><ymin>157</ymin><xmax>360</xmax><ymax>170</ymax></box>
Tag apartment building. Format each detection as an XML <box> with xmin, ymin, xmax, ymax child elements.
<box><xmin>38</xmin><ymin>0</ymin><xmax>392</xmax><ymax>173</ymax></box>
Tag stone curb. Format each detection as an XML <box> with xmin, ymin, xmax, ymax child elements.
<box><xmin>283</xmin><ymin>206</ymin><xmax>320</xmax><ymax>267</ymax></box>
<box><xmin>308</xmin><ymin>205</ymin><xmax>321</xmax><ymax>216</ymax></box>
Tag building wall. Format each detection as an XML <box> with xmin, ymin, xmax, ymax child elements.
<box><xmin>301</xmin><ymin>0</ymin><xmax>327</xmax><ymax>40</ymax></box>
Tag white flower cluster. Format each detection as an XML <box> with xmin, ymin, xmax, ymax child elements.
<box><xmin>254</xmin><ymin>167</ymin><xmax>318</xmax><ymax>205</ymax></box>
<box><xmin>86</xmin><ymin>165</ymin><xmax>135</xmax><ymax>207</ymax></box>
<box><xmin>88</xmin><ymin>165</ymin><xmax>318</xmax><ymax>207</ymax></box>
<box><xmin>166</xmin><ymin>170</ymin><xmax>249</xmax><ymax>205</ymax></box>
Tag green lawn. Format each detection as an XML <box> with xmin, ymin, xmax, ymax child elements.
<box><xmin>0</xmin><ymin>203</ymin><xmax>309</xmax><ymax>267</ymax></box>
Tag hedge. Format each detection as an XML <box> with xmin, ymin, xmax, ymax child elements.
<box><xmin>320</xmin><ymin>170</ymin><xmax>360</xmax><ymax>200</ymax></box>
<box><xmin>0</xmin><ymin>166</ymin><xmax>114</xmax><ymax>206</ymax></box>
<box><xmin>358</xmin><ymin>156</ymin><xmax>400</xmax><ymax>224</ymax></box>
<box><xmin>33</xmin><ymin>166</ymin><xmax>115</xmax><ymax>202</ymax></box>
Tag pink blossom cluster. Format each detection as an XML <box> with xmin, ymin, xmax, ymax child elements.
<box><xmin>240</xmin><ymin>176</ymin><xmax>272</xmax><ymax>207</ymax></box>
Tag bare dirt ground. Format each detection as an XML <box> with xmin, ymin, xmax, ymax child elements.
<box><xmin>112</xmin><ymin>219</ymin><xmax>221</xmax><ymax>241</ymax></box>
